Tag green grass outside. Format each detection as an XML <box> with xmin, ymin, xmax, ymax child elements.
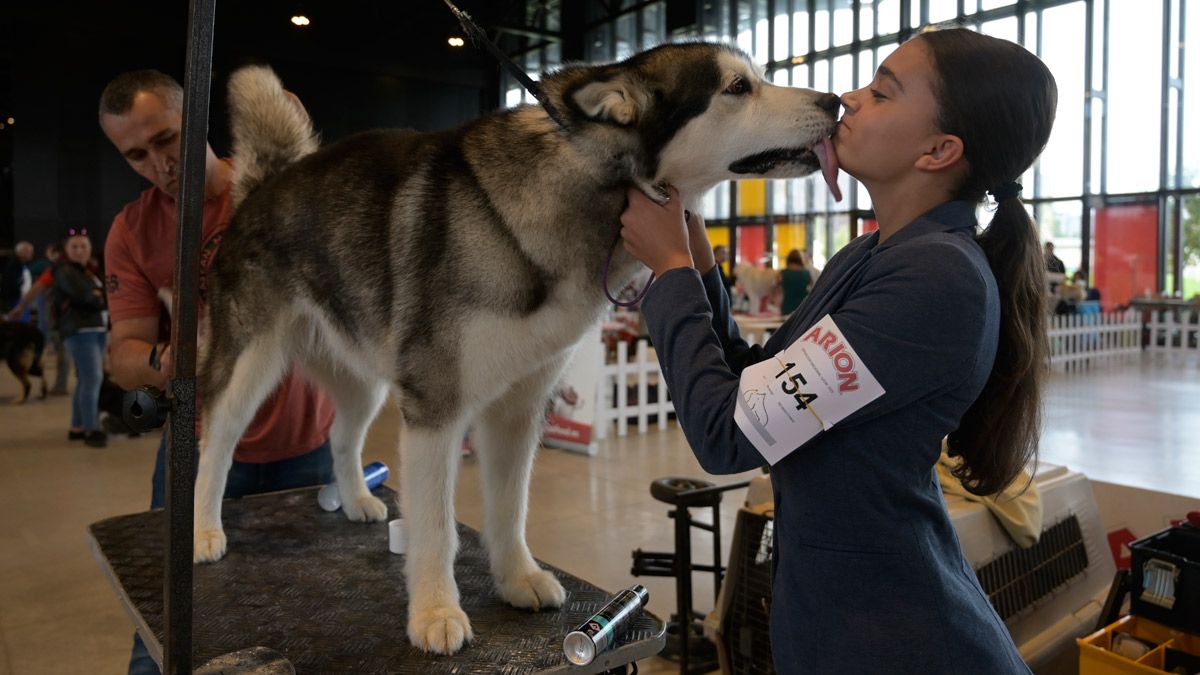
<box><xmin>1183</xmin><ymin>273</ymin><xmax>1200</xmax><ymax>299</ymax></box>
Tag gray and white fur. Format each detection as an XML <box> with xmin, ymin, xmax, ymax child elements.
<box><xmin>194</xmin><ymin>43</ymin><xmax>838</xmax><ymax>655</ymax></box>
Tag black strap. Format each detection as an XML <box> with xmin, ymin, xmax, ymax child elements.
<box><xmin>441</xmin><ymin>0</ymin><xmax>570</xmax><ymax>129</ymax></box>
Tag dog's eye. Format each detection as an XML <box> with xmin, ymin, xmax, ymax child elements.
<box><xmin>724</xmin><ymin>76</ymin><xmax>750</xmax><ymax>96</ymax></box>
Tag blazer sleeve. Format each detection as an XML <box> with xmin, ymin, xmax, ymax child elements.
<box><xmin>641</xmin><ymin>240</ymin><xmax>992</xmax><ymax>474</ymax></box>
<box><xmin>641</xmin><ymin>267</ymin><xmax>772</xmax><ymax>474</ymax></box>
<box><xmin>696</xmin><ymin>265</ymin><xmax>767</xmax><ymax>374</ymax></box>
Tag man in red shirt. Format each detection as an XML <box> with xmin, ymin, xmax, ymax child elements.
<box><xmin>99</xmin><ymin>69</ymin><xmax>336</xmax><ymax>675</ymax></box>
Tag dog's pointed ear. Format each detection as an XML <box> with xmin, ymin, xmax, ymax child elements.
<box><xmin>570</xmin><ymin>75</ymin><xmax>649</xmax><ymax>125</ymax></box>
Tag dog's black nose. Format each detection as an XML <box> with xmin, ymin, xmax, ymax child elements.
<box><xmin>816</xmin><ymin>93</ymin><xmax>841</xmax><ymax>113</ymax></box>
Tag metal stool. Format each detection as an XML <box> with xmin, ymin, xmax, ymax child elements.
<box><xmin>631</xmin><ymin>477</ymin><xmax>748</xmax><ymax>674</ymax></box>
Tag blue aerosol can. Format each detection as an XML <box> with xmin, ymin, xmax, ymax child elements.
<box><xmin>563</xmin><ymin>584</ymin><xmax>650</xmax><ymax>666</ymax></box>
<box><xmin>317</xmin><ymin>462</ymin><xmax>388</xmax><ymax>512</ymax></box>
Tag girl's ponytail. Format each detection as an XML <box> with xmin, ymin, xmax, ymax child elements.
<box><xmin>921</xmin><ymin>28</ymin><xmax>1058</xmax><ymax>496</ymax></box>
<box><xmin>950</xmin><ymin>192</ymin><xmax>1046</xmax><ymax>495</ymax></box>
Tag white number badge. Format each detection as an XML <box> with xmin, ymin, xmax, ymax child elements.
<box><xmin>733</xmin><ymin>315</ymin><xmax>885</xmax><ymax>465</ymax></box>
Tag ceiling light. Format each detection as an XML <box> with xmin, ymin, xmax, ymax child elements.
<box><xmin>448</xmin><ymin>36</ymin><xmax>465</xmax><ymax>47</ymax></box>
<box><xmin>5</xmin><ymin>117</ymin><xmax>12</xmax><ymax>125</ymax></box>
<box><xmin>291</xmin><ymin>15</ymin><xmax>310</xmax><ymax>26</ymax></box>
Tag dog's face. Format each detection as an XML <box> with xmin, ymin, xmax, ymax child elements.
<box><xmin>541</xmin><ymin>43</ymin><xmax>840</xmax><ymax>197</ymax></box>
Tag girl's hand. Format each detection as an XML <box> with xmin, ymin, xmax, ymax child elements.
<box><xmin>619</xmin><ymin>185</ymin><xmax>693</xmax><ymax>277</ymax></box>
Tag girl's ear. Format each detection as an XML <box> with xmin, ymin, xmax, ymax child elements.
<box><xmin>915</xmin><ymin>133</ymin><xmax>964</xmax><ymax>172</ymax></box>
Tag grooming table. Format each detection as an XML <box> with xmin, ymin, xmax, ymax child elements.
<box><xmin>88</xmin><ymin>486</ymin><xmax>665</xmax><ymax>673</ymax></box>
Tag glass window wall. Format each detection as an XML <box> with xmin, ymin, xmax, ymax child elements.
<box><xmin>1183</xmin><ymin>0</ymin><xmax>1200</xmax><ymax>188</ymax></box>
<box><xmin>1105</xmin><ymin>1</ymin><xmax>1163</xmax><ymax>194</ymax></box>
<box><xmin>555</xmin><ymin>0</ymin><xmax>1199</xmax><ymax>298</ymax></box>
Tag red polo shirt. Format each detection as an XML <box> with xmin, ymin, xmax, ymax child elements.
<box><xmin>104</xmin><ymin>169</ymin><xmax>334</xmax><ymax>463</ymax></box>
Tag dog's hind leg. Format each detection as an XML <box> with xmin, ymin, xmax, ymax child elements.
<box><xmin>9</xmin><ymin>348</ymin><xmax>33</xmax><ymax>404</ymax></box>
<box><xmin>298</xmin><ymin>353</ymin><xmax>389</xmax><ymax>522</ymax></box>
<box><xmin>194</xmin><ymin>330</ymin><xmax>292</xmax><ymax>562</ymax></box>
<box><xmin>475</xmin><ymin>359</ymin><xmax>567</xmax><ymax>611</ymax></box>
<box><xmin>402</xmin><ymin>419</ymin><xmax>474</xmax><ymax>654</ymax></box>
<box><xmin>31</xmin><ymin>334</ymin><xmax>46</xmax><ymax>399</ymax></box>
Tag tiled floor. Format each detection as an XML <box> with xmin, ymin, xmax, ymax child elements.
<box><xmin>0</xmin><ymin>350</ymin><xmax>1196</xmax><ymax>674</ymax></box>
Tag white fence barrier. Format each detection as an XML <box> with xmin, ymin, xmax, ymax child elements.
<box><xmin>1046</xmin><ymin>309</ymin><xmax>1141</xmax><ymax>372</ymax></box>
<box><xmin>596</xmin><ymin>309</ymin><xmax>1196</xmax><ymax>437</ymax></box>
<box><xmin>1146</xmin><ymin>310</ymin><xmax>1200</xmax><ymax>355</ymax></box>
<box><xmin>595</xmin><ymin>332</ymin><xmax>769</xmax><ymax>439</ymax></box>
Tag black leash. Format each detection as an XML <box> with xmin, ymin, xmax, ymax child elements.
<box><xmin>441</xmin><ymin>0</ymin><xmax>660</xmax><ymax>307</ymax></box>
<box><xmin>441</xmin><ymin>0</ymin><xmax>570</xmax><ymax>129</ymax></box>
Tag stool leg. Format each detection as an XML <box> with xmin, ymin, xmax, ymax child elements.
<box><xmin>711</xmin><ymin>502</ymin><xmax>722</xmax><ymax>602</ymax></box>
<box><xmin>673</xmin><ymin>506</ymin><xmax>693</xmax><ymax>674</ymax></box>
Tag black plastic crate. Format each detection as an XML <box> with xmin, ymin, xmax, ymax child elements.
<box><xmin>1130</xmin><ymin>526</ymin><xmax>1200</xmax><ymax>635</ymax></box>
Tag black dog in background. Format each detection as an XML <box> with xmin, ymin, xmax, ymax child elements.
<box><xmin>0</xmin><ymin>321</ymin><xmax>46</xmax><ymax>404</ymax></box>
<box><xmin>0</xmin><ymin>321</ymin><xmax>138</xmax><ymax>436</ymax></box>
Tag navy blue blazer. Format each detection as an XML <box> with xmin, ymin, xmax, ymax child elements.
<box><xmin>641</xmin><ymin>201</ymin><xmax>1030</xmax><ymax>673</ymax></box>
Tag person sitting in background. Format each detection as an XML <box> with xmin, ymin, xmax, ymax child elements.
<box><xmin>778</xmin><ymin>249</ymin><xmax>813</xmax><ymax>315</ymax></box>
<box><xmin>1053</xmin><ymin>270</ymin><xmax>1087</xmax><ymax>315</ymax></box>
<box><xmin>1043</xmin><ymin>241</ymin><xmax>1065</xmax><ymax>274</ymax></box>
<box><xmin>53</xmin><ymin>229</ymin><xmax>108</xmax><ymax>447</ymax></box>
<box><xmin>1044</xmin><ymin>241</ymin><xmax>1065</xmax><ymax>294</ymax></box>
<box><xmin>713</xmin><ymin>244</ymin><xmax>736</xmax><ymax>292</ymax></box>
<box><xmin>1073</xmin><ymin>269</ymin><xmax>1100</xmax><ymax>302</ymax></box>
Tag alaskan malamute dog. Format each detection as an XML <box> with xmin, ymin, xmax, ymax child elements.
<box><xmin>196</xmin><ymin>42</ymin><xmax>839</xmax><ymax>654</ymax></box>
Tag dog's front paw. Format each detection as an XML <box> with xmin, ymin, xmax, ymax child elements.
<box><xmin>407</xmin><ymin>604</ymin><xmax>474</xmax><ymax>654</ymax></box>
<box><xmin>193</xmin><ymin>527</ymin><xmax>227</xmax><ymax>563</ymax></box>
<box><xmin>497</xmin><ymin>568</ymin><xmax>566</xmax><ymax>611</ymax></box>
<box><xmin>341</xmin><ymin>493</ymin><xmax>388</xmax><ymax>522</ymax></box>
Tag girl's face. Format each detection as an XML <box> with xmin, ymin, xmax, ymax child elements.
<box><xmin>65</xmin><ymin>236</ymin><xmax>91</xmax><ymax>264</ymax></box>
<box><xmin>834</xmin><ymin>39</ymin><xmax>947</xmax><ymax>187</ymax></box>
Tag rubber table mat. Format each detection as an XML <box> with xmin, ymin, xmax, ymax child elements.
<box><xmin>89</xmin><ymin>486</ymin><xmax>665</xmax><ymax>673</ymax></box>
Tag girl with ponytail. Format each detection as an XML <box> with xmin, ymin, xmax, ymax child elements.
<box><xmin>619</xmin><ymin>27</ymin><xmax>1055</xmax><ymax>673</ymax></box>
<box><xmin>921</xmin><ymin>28</ymin><xmax>1055</xmax><ymax>496</ymax></box>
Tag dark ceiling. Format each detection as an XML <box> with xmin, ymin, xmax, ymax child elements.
<box><xmin>2</xmin><ymin>0</ymin><xmax>549</xmax><ymax>89</ymax></box>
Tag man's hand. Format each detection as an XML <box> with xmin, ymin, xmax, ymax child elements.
<box><xmin>156</xmin><ymin>344</ymin><xmax>174</xmax><ymax>379</ymax></box>
<box><xmin>619</xmin><ymin>185</ymin><xmax>693</xmax><ymax>277</ymax></box>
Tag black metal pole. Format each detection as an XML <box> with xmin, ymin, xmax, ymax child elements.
<box><xmin>164</xmin><ymin>0</ymin><xmax>216</xmax><ymax>672</ymax></box>
<box><xmin>672</xmin><ymin>506</ymin><xmax>692</xmax><ymax>674</ymax></box>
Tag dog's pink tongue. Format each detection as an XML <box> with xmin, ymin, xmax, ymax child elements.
<box><xmin>813</xmin><ymin>136</ymin><xmax>842</xmax><ymax>202</ymax></box>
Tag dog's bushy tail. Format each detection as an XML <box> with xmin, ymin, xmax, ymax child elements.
<box><xmin>227</xmin><ymin>65</ymin><xmax>318</xmax><ymax>209</ymax></box>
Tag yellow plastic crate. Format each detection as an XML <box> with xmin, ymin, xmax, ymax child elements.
<box><xmin>1078</xmin><ymin>615</ymin><xmax>1200</xmax><ymax>675</ymax></box>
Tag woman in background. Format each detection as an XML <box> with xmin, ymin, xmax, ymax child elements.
<box><xmin>54</xmin><ymin>229</ymin><xmax>108</xmax><ymax>447</ymax></box>
<box><xmin>778</xmin><ymin>248</ymin><xmax>813</xmax><ymax>315</ymax></box>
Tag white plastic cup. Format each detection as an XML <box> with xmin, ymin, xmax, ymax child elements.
<box><xmin>316</xmin><ymin>462</ymin><xmax>389</xmax><ymax>512</ymax></box>
<box><xmin>388</xmin><ymin>519</ymin><xmax>407</xmax><ymax>555</ymax></box>
<box><xmin>317</xmin><ymin>484</ymin><xmax>341</xmax><ymax>512</ymax></box>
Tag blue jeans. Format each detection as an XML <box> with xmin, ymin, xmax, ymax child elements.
<box><xmin>35</xmin><ymin>294</ymin><xmax>49</xmax><ymax>336</ymax></box>
<box><xmin>128</xmin><ymin>435</ymin><xmax>333</xmax><ymax>674</ymax></box>
<box><xmin>63</xmin><ymin>331</ymin><xmax>105</xmax><ymax>431</ymax></box>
